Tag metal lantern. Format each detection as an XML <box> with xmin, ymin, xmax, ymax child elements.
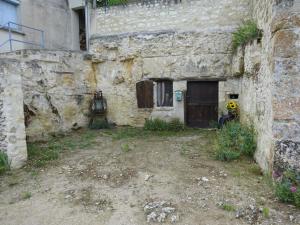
<box><xmin>89</xmin><ymin>91</ymin><xmax>108</xmax><ymax>129</ymax></box>
<box><xmin>91</xmin><ymin>91</ymin><xmax>107</xmax><ymax>115</ymax></box>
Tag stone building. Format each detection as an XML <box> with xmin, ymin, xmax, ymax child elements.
<box><xmin>0</xmin><ymin>0</ymin><xmax>88</xmax><ymax>52</ymax></box>
<box><xmin>0</xmin><ymin>0</ymin><xmax>299</xmax><ymax>174</ymax></box>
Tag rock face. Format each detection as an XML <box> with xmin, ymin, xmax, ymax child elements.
<box><xmin>0</xmin><ymin>78</ymin><xmax>7</xmax><ymax>153</ymax></box>
<box><xmin>234</xmin><ymin>0</ymin><xmax>300</xmax><ymax>172</ymax></box>
<box><xmin>0</xmin><ymin>50</ymin><xmax>97</xmax><ymax>141</ymax></box>
<box><xmin>0</xmin><ymin>59</ymin><xmax>27</xmax><ymax>169</ymax></box>
<box><xmin>274</xmin><ymin>141</ymin><xmax>300</xmax><ymax>173</ymax></box>
<box><xmin>88</xmin><ymin>0</ymin><xmax>251</xmax><ymax>125</ymax></box>
<box><xmin>89</xmin><ymin>30</ymin><xmax>243</xmax><ymax>125</ymax></box>
<box><xmin>271</xmin><ymin>3</ymin><xmax>300</xmax><ymax>172</ymax></box>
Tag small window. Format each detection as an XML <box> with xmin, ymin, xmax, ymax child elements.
<box><xmin>157</xmin><ymin>80</ymin><xmax>173</xmax><ymax>107</ymax></box>
<box><xmin>136</xmin><ymin>80</ymin><xmax>154</xmax><ymax>108</ymax></box>
<box><xmin>0</xmin><ymin>0</ymin><xmax>19</xmax><ymax>26</ymax></box>
<box><xmin>229</xmin><ymin>94</ymin><xmax>239</xmax><ymax>100</ymax></box>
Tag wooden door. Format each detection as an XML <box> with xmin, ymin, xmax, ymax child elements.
<box><xmin>136</xmin><ymin>80</ymin><xmax>154</xmax><ymax>108</ymax></box>
<box><xmin>186</xmin><ymin>81</ymin><xmax>218</xmax><ymax>128</ymax></box>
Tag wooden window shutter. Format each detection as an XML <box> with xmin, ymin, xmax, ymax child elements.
<box><xmin>136</xmin><ymin>80</ymin><xmax>154</xmax><ymax>108</ymax></box>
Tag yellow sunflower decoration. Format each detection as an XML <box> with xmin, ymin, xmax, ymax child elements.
<box><xmin>226</xmin><ymin>100</ymin><xmax>239</xmax><ymax>116</ymax></box>
<box><xmin>227</xmin><ymin>100</ymin><xmax>238</xmax><ymax>110</ymax></box>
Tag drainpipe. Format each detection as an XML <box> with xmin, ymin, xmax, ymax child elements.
<box><xmin>85</xmin><ymin>0</ymin><xmax>90</xmax><ymax>51</ymax></box>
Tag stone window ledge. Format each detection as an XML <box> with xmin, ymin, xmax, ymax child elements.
<box><xmin>154</xmin><ymin>107</ymin><xmax>174</xmax><ymax>111</ymax></box>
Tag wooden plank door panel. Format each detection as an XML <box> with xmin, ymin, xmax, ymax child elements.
<box><xmin>186</xmin><ymin>81</ymin><xmax>218</xmax><ymax>128</ymax></box>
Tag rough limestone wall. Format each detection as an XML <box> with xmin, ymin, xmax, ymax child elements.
<box><xmin>270</xmin><ymin>1</ymin><xmax>300</xmax><ymax>172</ymax></box>
<box><xmin>235</xmin><ymin>0</ymin><xmax>275</xmax><ymax>172</ymax></box>
<box><xmin>0</xmin><ymin>75</ymin><xmax>7</xmax><ymax>154</ymax></box>
<box><xmin>0</xmin><ymin>59</ymin><xmax>27</xmax><ymax>169</ymax></box>
<box><xmin>0</xmin><ymin>50</ymin><xmax>97</xmax><ymax>141</ymax></box>
<box><xmin>92</xmin><ymin>0</ymin><xmax>250</xmax><ymax>35</ymax></box>
<box><xmin>238</xmin><ymin>0</ymin><xmax>300</xmax><ymax>172</ymax></box>
<box><xmin>90</xmin><ymin>31</ymin><xmax>241</xmax><ymax>126</ymax></box>
<box><xmin>89</xmin><ymin>0</ymin><xmax>251</xmax><ymax>126</ymax></box>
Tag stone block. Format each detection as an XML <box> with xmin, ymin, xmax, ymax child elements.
<box><xmin>274</xmin><ymin>140</ymin><xmax>300</xmax><ymax>172</ymax></box>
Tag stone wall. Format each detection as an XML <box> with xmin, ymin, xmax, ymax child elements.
<box><xmin>89</xmin><ymin>30</ymin><xmax>241</xmax><ymax>125</ymax></box>
<box><xmin>0</xmin><ymin>77</ymin><xmax>6</xmax><ymax>153</ymax></box>
<box><xmin>271</xmin><ymin>1</ymin><xmax>300</xmax><ymax>172</ymax></box>
<box><xmin>89</xmin><ymin>0</ymin><xmax>251</xmax><ymax>125</ymax></box>
<box><xmin>91</xmin><ymin>0</ymin><xmax>250</xmax><ymax>36</ymax></box>
<box><xmin>0</xmin><ymin>50</ymin><xmax>96</xmax><ymax>141</ymax></box>
<box><xmin>235</xmin><ymin>0</ymin><xmax>300</xmax><ymax>172</ymax></box>
<box><xmin>0</xmin><ymin>59</ymin><xmax>27</xmax><ymax>169</ymax></box>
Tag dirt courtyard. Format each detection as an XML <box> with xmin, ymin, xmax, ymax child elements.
<box><xmin>0</xmin><ymin>128</ymin><xmax>299</xmax><ymax>225</ymax></box>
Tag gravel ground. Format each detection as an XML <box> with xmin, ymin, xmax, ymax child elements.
<box><xmin>0</xmin><ymin>129</ymin><xmax>299</xmax><ymax>225</ymax></box>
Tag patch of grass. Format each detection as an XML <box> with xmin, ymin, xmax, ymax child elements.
<box><xmin>209</xmin><ymin>120</ymin><xmax>219</xmax><ymax>129</ymax></box>
<box><xmin>262</xmin><ymin>207</ymin><xmax>270</xmax><ymax>218</ymax></box>
<box><xmin>27</xmin><ymin>130</ymin><xmax>99</xmax><ymax>168</ymax></box>
<box><xmin>295</xmin><ymin>190</ymin><xmax>300</xmax><ymax>208</ymax></box>
<box><xmin>113</xmin><ymin>126</ymin><xmax>208</xmax><ymax>141</ymax></box>
<box><xmin>272</xmin><ymin>170</ymin><xmax>300</xmax><ymax>208</ymax></box>
<box><xmin>0</xmin><ymin>151</ymin><xmax>10</xmax><ymax>175</ymax></box>
<box><xmin>217</xmin><ymin>150</ymin><xmax>241</xmax><ymax>161</ymax></box>
<box><xmin>221</xmin><ymin>204</ymin><xmax>236</xmax><ymax>212</ymax></box>
<box><xmin>20</xmin><ymin>192</ymin><xmax>32</xmax><ymax>200</ymax></box>
<box><xmin>27</xmin><ymin>142</ymin><xmax>59</xmax><ymax>168</ymax></box>
<box><xmin>144</xmin><ymin>118</ymin><xmax>185</xmax><ymax>132</ymax></box>
<box><xmin>89</xmin><ymin>118</ymin><xmax>110</xmax><ymax>130</ymax></box>
<box><xmin>30</xmin><ymin>170</ymin><xmax>39</xmax><ymax>177</ymax></box>
<box><xmin>248</xmin><ymin>164</ymin><xmax>263</xmax><ymax>176</ymax></box>
<box><xmin>232</xmin><ymin>20</ymin><xmax>262</xmax><ymax>52</ymax></box>
<box><xmin>275</xmin><ymin>181</ymin><xmax>294</xmax><ymax>203</ymax></box>
<box><xmin>216</xmin><ymin>121</ymin><xmax>256</xmax><ymax>162</ymax></box>
<box><xmin>180</xmin><ymin>145</ymin><xmax>189</xmax><ymax>156</ymax></box>
<box><xmin>113</xmin><ymin>127</ymin><xmax>144</xmax><ymax>140</ymax></box>
<box><xmin>121</xmin><ymin>143</ymin><xmax>131</xmax><ymax>153</ymax></box>
<box><xmin>232</xmin><ymin>170</ymin><xmax>242</xmax><ymax>177</ymax></box>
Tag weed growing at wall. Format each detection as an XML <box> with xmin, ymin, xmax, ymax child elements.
<box><xmin>262</xmin><ymin>207</ymin><xmax>270</xmax><ymax>218</ymax></box>
<box><xmin>92</xmin><ymin>0</ymin><xmax>128</xmax><ymax>7</ymax></box>
<box><xmin>232</xmin><ymin>20</ymin><xmax>262</xmax><ymax>52</ymax></box>
<box><xmin>221</xmin><ymin>203</ymin><xmax>236</xmax><ymax>212</ymax></box>
<box><xmin>112</xmin><ymin>126</ymin><xmax>207</xmax><ymax>140</ymax></box>
<box><xmin>144</xmin><ymin>118</ymin><xmax>185</xmax><ymax>131</ymax></box>
<box><xmin>216</xmin><ymin>121</ymin><xmax>256</xmax><ymax>161</ymax></box>
<box><xmin>273</xmin><ymin>170</ymin><xmax>300</xmax><ymax>208</ymax></box>
<box><xmin>20</xmin><ymin>192</ymin><xmax>32</xmax><ymax>200</ymax></box>
<box><xmin>0</xmin><ymin>151</ymin><xmax>10</xmax><ymax>175</ymax></box>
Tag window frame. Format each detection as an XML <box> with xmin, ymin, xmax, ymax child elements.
<box><xmin>155</xmin><ymin>79</ymin><xmax>173</xmax><ymax>108</ymax></box>
<box><xmin>3</xmin><ymin>0</ymin><xmax>20</xmax><ymax>4</ymax></box>
<box><xmin>0</xmin><ymin>0</ymin><xmax>20</xmax><ymax>27</ymax></box>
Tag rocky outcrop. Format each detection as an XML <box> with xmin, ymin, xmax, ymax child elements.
<box><xmin>0</xmin><ymin>59</ymin><xmax>27</xmax><ymax>169</ymax></box>
<box><xmin>233</xmin><ymin>0</ymin><xmax>300</xmax><ymax>172</ymax></box>
<box><xmin>0</xmin><ymin>50</ymin><xmax>97</xmax><ymax>141</ymax></box>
